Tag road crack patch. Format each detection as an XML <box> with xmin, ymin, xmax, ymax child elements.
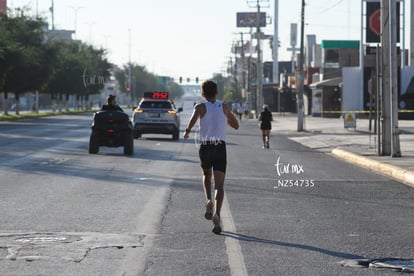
<box><xmin>0</xmin><ymin>231</ymin><xmax>145</xmax><ymax>263</ymax></box>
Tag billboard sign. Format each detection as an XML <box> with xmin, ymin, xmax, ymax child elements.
<box><xmin>290</xmin><ymin>23</ymin><xmax>297</xmax><ymax>46</ymax></box>
<box><xmin>0</xmin><ymin>0</ymin><xmax>6</xmax><ymax>15</ymax></box>
<box><xmin>366</xmin><ymin>2</ymin><xmax>400</xmax><ymax>43</ymax></box>
<box><xmin>236</xmin><ymin>12</ymin><xmax>266</xmax><ymax>28</ymax></box>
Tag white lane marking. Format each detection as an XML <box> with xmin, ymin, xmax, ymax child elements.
<box><xmin>222</xmin><ymin>194</ymin><xmax>248</xmax><ymax>276</ymax></box>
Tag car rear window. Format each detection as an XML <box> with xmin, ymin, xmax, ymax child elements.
<box><xmin>140</xmin><ymin>101</ymin><xmax>172</xmax><ymax>109</ymax></box>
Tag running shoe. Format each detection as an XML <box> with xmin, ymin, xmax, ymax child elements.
<box><xmin>212</xmin><ymin>214</ymin><xmax>222</xmax><ymax>234</ymax></box>
<box><xmin>204</xmin><ymin>200</ymin><xmax>213</xmax><ymax>220</ymax></box>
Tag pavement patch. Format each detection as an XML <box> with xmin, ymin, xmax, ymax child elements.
<box><xmin>0</xmin><ymin>232</ymin><xmax>145</xmax><ymax>262</ymax></box>
<box><xmin>340</xmin><ymin>258</ymin><xmax>414</xmax><ymax>273</ymax></box>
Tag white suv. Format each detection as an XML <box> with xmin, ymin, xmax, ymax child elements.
<box><xmin>132</xmin><ymin>92</ymin><xmax>183</xmax><ymax>140</ymax></box>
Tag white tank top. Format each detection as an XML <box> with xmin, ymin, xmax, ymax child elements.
<box><xmin>199</xmin><ymin>101</ymin><xmax>227</xmax><ymax>142</ymax></box>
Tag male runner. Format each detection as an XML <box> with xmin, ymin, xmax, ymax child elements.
<box><xmin>183</xmin><ymin>80</ymin><xmax>239</xmax><ymax>234</ymax></box>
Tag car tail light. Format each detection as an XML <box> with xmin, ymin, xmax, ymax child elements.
<box><xmin>107</xmin><ymin>129</ymin><xmax>115</xmax><ymax>133</ymax></box>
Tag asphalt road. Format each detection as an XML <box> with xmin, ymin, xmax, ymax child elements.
<box><xmin>0</xmin><ymin>104</ymin><xmax>413</xmax><ymax>275</ymax></box>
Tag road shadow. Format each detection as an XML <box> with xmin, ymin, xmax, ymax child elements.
<box><xmin>221</xmin><ymin>231</ymin><xmax>364</xmax><ymax>260</ymax></box>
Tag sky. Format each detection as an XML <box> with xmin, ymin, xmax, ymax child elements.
<box><xmin>7</xmin><ymin>0</ymin><xmax>412</xmax><ymax>83</ymax></box>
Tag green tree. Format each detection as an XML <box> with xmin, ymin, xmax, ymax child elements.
<box><xmin>43</xmin><ymin>41</ymin><xmax>111</xmax><ymax>111</ymax></box>
<box><xmin>114</xmin><ymin>63</ymin><xmax>183</xmax><ymax>104</ymax></box>
<box><xmin>0</xmin><ymin>13</ymin><xmax>49</xmax><ymax>114</ymax></box>
<box><xmin>212</xmin><ymin>74</ymin><xmax>232</xmax><ymax>101</ymax></box>
<box><xmin>169</xmin><ymin>82</ymin><xmax>184</xmax><ymax>100</ymax></box>
<box><xmin>0</xmin><ymin>12</ymin><xmax>112</xmax><ymax>114</ymax></box>
<box><xmin>76</xmin><ymin>44</ymin><xmax>111</xmax><ymax>108</ymax></box>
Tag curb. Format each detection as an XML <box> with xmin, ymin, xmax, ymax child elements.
<box><xmin>331</xmin><ymin>148</ymin><xmax>414</xmax><ymax>188</ymax></box>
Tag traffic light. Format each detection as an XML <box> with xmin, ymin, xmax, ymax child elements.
<box><xmin>195</xmin><ymin>77</ymin><xmax>199</xmax><ymax>84</ymax></box>
<box><xmin>179</xmin><ymin>77</ymin><xmax>182</xmax><ymax>83</ymax></box>
<box><xmin>126</xmin><ymin>86</ymin><xmax>131</xmax><ymax>92</ymax></box>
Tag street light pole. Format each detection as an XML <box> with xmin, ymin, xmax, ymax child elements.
<box><xmin>68</xmin><ymin>6</ymin><xmax>83</xmax><ymax>40</ymax></box>
<box><xmin>85</xmin><ymin>22</ymin><xmax>96</xmax><ymax>44</ymax></box>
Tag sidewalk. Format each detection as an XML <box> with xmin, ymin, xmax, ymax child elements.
<box><xmin>0</xmin><ymin>108</ymin><xmax>96</xmax><ymax>120</ymax></box>
<box><xmin>271</xmin><ymin>113</ymin><xmax>414</xmax><ymax>188</ymax></box>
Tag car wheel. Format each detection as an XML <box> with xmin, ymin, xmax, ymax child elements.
<box><xmin>172</xmin><ymin>128</ymin><xmax>179</xmax><ymax>140</ymax></box>
<box><xmin>124</xmin><ymin>133</ymin><xmax>134</xmax><ymax>155</ymax></box>
<box><xmin>89</xmin><ymin>135</ymin><xmax>99</xmax><ymax>154</ymax></box>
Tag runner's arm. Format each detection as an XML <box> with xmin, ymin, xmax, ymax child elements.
<box><xmin>223</xmin><ymin>104</ymin><xmax>239</xmax><ymax>130</ymax></box>
<box><xmin>183</xmin><ymin>103</ymin><xmax>203</xmax><ymax>139</ymax></box>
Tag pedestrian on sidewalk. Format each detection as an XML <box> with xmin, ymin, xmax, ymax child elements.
<box><xmin>183</xmin><ymin>80</ymin><xmax>239</xmax><ymax>234</ymax></box>
<box><xmin>243</xmin><ymin>101</ymin><xmax>249</xmax><ymax>119</ymax></box>
<box><xmin>259</xmin><ymin>104</ymin><xmax>273</xmax><ymax>149</ymax></box>
<box><xmin>236</xmin><ymin>101</ymin><xmax>243</xmax><ymax>121</ymax></box>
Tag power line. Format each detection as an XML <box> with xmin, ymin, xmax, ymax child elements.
<box><xmin>318</xmin><ymin>0</ymin><xmax>345</xmax><ymax>14</ymax></box>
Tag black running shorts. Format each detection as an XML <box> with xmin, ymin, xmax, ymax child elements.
<box><xmin>260</xmin><ymin>122</ymin><xmax>272</xmax><ymax>130</ymax></box>
<box><xmin>199</xmin><ymin>141</ymin><xmax>227</xmax><ymax>173</ymax></box>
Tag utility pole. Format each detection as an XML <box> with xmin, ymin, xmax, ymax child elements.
<box><xmin>381</xmin><ymin>0</ymin><xmax>401</xmax><ymax>156</ymax></box>
<box><xmin>256</xmin><ymin>0</ymin><xmax>264</xmax><ymax>118</ymax></box>
<box><xmin>287</xmin><ymin>23</ymin><xmax>300</xmax><ymax>73</ymax></box>
<box><xmin>297</xmin><ymin>0</ymin><xmax>305</xmax><ymax>131</ymax></box>
<box><xmin>240</xmin><ymin>32</ymin><xmax>247</xmax><ymax>98</ymax></box>
<box><xmin>128</xmin><ymin>28</ymin><xmax>132</xmax><ymax>106</ymax></box>
<box><xmin>50</xmin><ymin>0</ymin><xmax>55</xmax><ymax>30</ymax></box>
<box><xmin>389</xmin><ymin>0</ymin><xmax>401</xmax><ymax>157</ymax></box>
<box><xmin>247</xmin><ymin>0</ymin><xmax>268</xmax><ymax>116</ymax></box>
<box><xmin>411</xmin><ymin>0</ymin><xmax>414</xmax><ymax>65</ymax></box>
<box><xmin>233</xmin><ymin>42</ymin><xmax>239</xmax><ymax>97</ymax></box>
<box><xmin>273</xmin><ymin>0</ymin><xmax>279</xmax><ymax>84</ymax></box>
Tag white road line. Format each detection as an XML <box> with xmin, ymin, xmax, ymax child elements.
<box><xmin>222</xmin><ymin>194</ymin><xmax>248</xmax><ymax>276</ymax></box>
